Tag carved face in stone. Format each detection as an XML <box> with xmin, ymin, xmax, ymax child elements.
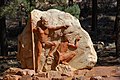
<box><xmin>40</xmin><ymin>16</ymin><xmax>48</xmax><ymax>26</ymax></box>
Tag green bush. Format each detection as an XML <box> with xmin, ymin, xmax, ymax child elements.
<box><xmin>49</xmin><ymin>0</ymin><xmax>68</xmax><ymax>4</ymax></box>
<box><xmin>51</xmin><ymin>4</ymin><xmax>80</xmax><ymax>19</ymax></box>
<box><xmin>64</xmin><ymin>4</ymin><xmax>80</xmax><ymax>19</ymax></box>
<box><xmin>0</xmin><ymin>0</ymin><xmax>34</xmax><ymax>18</ymax></box>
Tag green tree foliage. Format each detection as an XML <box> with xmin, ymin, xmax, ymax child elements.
<box><xmin>64</xmin><ymin>4</ymin><xmax>80</xmax><ymax>19</ymax></box>
<box><xmin>52</xmin><ymin>3</ymin><xmax>80</xmax><ymax>19</ymax></box>
<box><xmin>49</xmin><ymin>0</ymin><xmax>68</xmax><ymax>4</ymax></box>
<box><xmin>0</xmin><ymin>0</ymin><xmax>35</xmax><ymax>18</ymax></box>
<box><xmin>0</xmin><ymin>0</ymin><xmax>80</xmax><ymax>19</ymax></box>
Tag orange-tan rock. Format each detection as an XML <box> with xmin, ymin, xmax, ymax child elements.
<box><xmin>17</xmin><ymin>9</ymin><xmax>97</xmax><ymax>72</ymax></box>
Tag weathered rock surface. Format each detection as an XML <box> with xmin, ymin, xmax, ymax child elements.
<box><xmin>3</xmin><ymin>68</ymin><xmax>35</xmax><ymax>77</ymax></box>
<box><xmin>17</xmin><ymin>9</ymin><xmax>97</xmax><ymax>71</ymax></box>
<box><xmin>3</xmin><ymin>66</ymin><xmax>120</xmax><ymax>80</ymax></box>
<box><xmin>3</xmin><ymin>75</ymin><xmax>21</xmax><ymax>80</ymax></box>
<box><xmin>3</xmin><ymin>68</ymin><xmax>22</xmax><ymax>76</ymax></box>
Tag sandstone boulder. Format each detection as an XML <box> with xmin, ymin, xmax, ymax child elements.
<box><xmin>17</xmin><ymin>9</ymin><xmax>97</xmax><ymax>71</ymax></box>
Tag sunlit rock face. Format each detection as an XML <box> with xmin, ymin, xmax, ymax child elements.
<box><xmin>17</xmin><ymin>9</ymin><xmax>97</xmax><ymax>72</ymax></box>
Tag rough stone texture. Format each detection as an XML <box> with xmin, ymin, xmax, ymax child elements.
<box><xmin>35</xmin><ymin>72</ymin><xmax>47</xmax><ymax>78</ymax></box>
<box><xmin>51</xmin><ymin>78</ymin><xmax>64</xmax><ymax>80</ymax></box>
<box><xmin>16</xmin><ymin>69</ymin><xmax>35</xmax><ymax>76</ymax></box>
<box><xmin>3</xmin><ymin>68</ymin><xmax>35</xmax><ymax>77</ymax></box>
<box><xmin>20</xmin><ymin>75</ymin><xmax>32</xmax><ymax>80</ymax></box>
<box><xmin>90</xmin><ymin>76</ymin><xmax>103</xmax><ymax>80</ymax></box>
<box><xmin>56</xmin><ymin>64</ymin><xmax>74</xmax><ymax>77</ymax></box>
<box><xmin>3</xmin><ymin>75</ymin><xmax>21</xmax><ymax>80</ymax></box>
<box><xmin>3</xmin><ymin>68</ymin><xmax>22</xmax><ymax>76</ymax></box>
<box><xmin>85</xmin><ymin>66</ymin><xmax>120</xmax><ymax>77</ymax></box>
<box><xmin>2</xmin><ymin>66</ymin><xmax>120</xmax><ymax>80</ymax></box>
<box><xmin>17</xmin><ymin>19</ymin><xmax>34</xmax><ymax>69</ymax></box>
<box><xmin>103</xmin><ymin>77</ymin><xmax>120</xmax><ymax>80</ymax></box>
<box><xmin>47</xmin><ymin>71</ymin><xmax>62</xmax><ymax>78</ymax></box>
<box><xmin>74</xmin><ymin>66</ymin><xmax>120</xmax><ymax>80</ymax></box>
<box><xmin>17</xmin><ymin>9</ymin><xmax>97</xmax><ymax>71</ymax></box>
<box><xmin>32</xmin><ymin>76</ymin><xmax>49</xmax><ymax>80</ymax></box>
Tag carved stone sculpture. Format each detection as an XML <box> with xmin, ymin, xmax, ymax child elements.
<box><xmin>33</xmin><ymin>17</ymin><xmax>69</xmax><ymax>72</ymax></box>
<box><xmin>17</xmin><ymin>9</ymin><xmax>97</xmax><ymax>72</ymax></box>
<box><xmin>56</xmin><ymin>34</ymin><xmax>80</xmax><ymax>64</ymax></box>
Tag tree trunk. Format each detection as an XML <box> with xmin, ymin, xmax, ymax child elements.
<box><xmin>68</xmin><ymin>0</ymin><xmax>73</xmax><ymax>6</ymax></box>
<box><xmin>30</xmin><ymin>0</ymin><xmax>35</xmax><ymax>7</ymax></box>
<box><xmin>92</xmin><ymin>0</ymin><xmax>97</xmax><ymax>31</ymax></box>
<box><xmin>115</xmin><ymin>0</ymin><xmax>120</xmax><ymax>57</ymax></box>
<box><xmin>30</xmin><ymin>0</ymin><xmax>32</xmax><ymax>7</ymax></box>
<box><xmin>91</xmin><ymin>0</ymin><xmax>97</xmax><ymax>41</ymax></box>
<box><xmin>0</xmin><ymin>0</ymin><xmax>8</xmax><ymax>56</ymax></box>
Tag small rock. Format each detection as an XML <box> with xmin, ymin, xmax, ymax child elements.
<box><xmin>3</xmin><ymin>75</ymin><xmax>21</xmax><ymax>80</ymax></box>
<box><xmin>52</xmin><ymin>77</ymin><xmax>64</xmax><ymax>80</ymax></box>
<box><xmin>3</xmin><ymin>68</ymin><xmax>22</xmax><ymax>76</ymax></box>
<box><xmin>20</xmin><ymin>75</ymin><xmax>32</xmax><ymax>80</ymax></box>
<box><xmin>32</xmin><ymin>76</ymin><xmax>49</xmax><ymax>80</ymax></box>
<box><xmin>90</xmin><ymin>76</ymin><xmax>103</xmax><ymax>80</ymax></box>
<box><xmin>16</xmin><ymin>70</ymin><xmax>26</xmax><ymax>76</ymax></box>
<box><xmin>72</xmin><ymin>76</ymin><xmax>85</xmax><ymax>80</ymax></box>
<box><xmin>47</xmin><ymin>71</ymin><xmax>61</xmax><ymax>78</ymax></box>
<box><xmin>24</xmin><ymin>69</ymin><xmax>35</xmax><ymax>76</ymax></box>
<box><xmin>16</xmin><ymin>69</ymin><xmax>35</xmax><ymax>76</ymax></box>
<box><xmin>35</xmin><ymin>72</ymin><xmax>47</xmax><ymax>78</ymax></box>
<box><xmin>56</xmin><ymin>64</ymin><xmax>74</xmax><ymax>77</ymax></box>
